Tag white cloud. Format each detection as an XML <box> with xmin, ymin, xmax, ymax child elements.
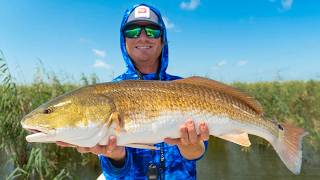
<box><xmin>93</xmin><ymin>60</ymin><xmax>111</xmax><ymax>69</ymax></box>
<box><xmin>281</xmin><ymin>0</ymin><xmax>293</xmax><ymax>10</ymax></box>
<box><xmin>212</xmin><ymin>60</ymin><xmax>227</xmax><ymax>69</ymax></box>
<box><xmin>180</xmin><ymin>0</ymin><xmax>200</xmax><ymax>10</ymax></box>
<box><xmin>237</xmin><ymin>60</ymin><xmax>248</xmax><ymax>66</ymax></box>
<box><xmin>269</xmin><ymin>0</ymin><xmax>293</xmax><ymax>11</ymax></box>
<box><xmin>217</xmin><ymin>60</ymin><xmax>227</xmax><ymax>67</ymax></box>
<box><xmin>163</xmin><ymin>16</ymin><xmax>175</xmax><ymax>29</ymax></box>
<box><xmin>92</xmin><ymin>49</ymin><xmax>106</xmax><ymax>58</ymax></box>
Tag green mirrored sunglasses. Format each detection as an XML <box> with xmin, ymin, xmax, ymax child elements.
<box><xmin>124</xmin><ymin>25</ymin><xmax>162</xmax><ymax>39</ymax></box>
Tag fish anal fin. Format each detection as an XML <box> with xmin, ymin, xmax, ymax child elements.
<box><xmin>173</xmin><ymin>76</ymin><xmax>264</xmax><ymax>115</ymax></box>
<box><xmin>126</xmin><ymin>143</ymin><xmax>159</xmax><ymax>150</ymax></box>
<box><xmin>218</xmin><ymin>133</ymin><xmax>251</xmax><ymax>147</ymax></box>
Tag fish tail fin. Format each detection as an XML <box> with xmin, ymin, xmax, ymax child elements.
<box><xmin>273</xmin><ymin>123</ymin><xmax>308</xmax><ymax>175</ymax></box>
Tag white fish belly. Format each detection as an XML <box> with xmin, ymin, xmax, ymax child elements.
<box><xmin>116</xmin><ymin>111</ymin><xmax>276</xmax><ymax>146</ymax></box>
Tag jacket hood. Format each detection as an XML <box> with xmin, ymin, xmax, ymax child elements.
<box><xmin>118</xmin><ymin>3</ymin><xmax>169</xmax><ymax>81</ymax></box>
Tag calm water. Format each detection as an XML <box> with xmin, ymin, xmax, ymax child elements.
<box><xmin>197</xmin><ymin>138</ymin><xmax>320</xmax><ymax>180</ymax></box>
<box><xmin>1</xmin><ymin>138</ymin><xmax>319</xmax><ymax>179</ymax></box>
<box><xmin>0</xmin><ymin>149</ymin><xmax>14</xmax><ymax>178</ymax></box>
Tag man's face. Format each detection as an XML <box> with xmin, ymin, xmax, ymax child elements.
<box><xmin>125</xmin><ymin>22</ymin><xmax>163</xmax><ymax>67</ymax></box>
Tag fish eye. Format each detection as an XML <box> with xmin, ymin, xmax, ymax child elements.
<box><xmin>278</xmin><ymin>124</ymin><xmax>284</xmax><ymax>131</ymax></box>
<box><xmin>43</xmin><ymin>107</ymin><xmax>54</xmax><ymax>114</ymax></box>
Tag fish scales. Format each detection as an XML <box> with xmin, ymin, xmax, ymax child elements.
<box><xmin>21</xmin><ymin>76</ymin><xmax>308</xmax><ymax>175</ymax></box>
<box><xmin>91</xmin><ymin>80</ymin><xmax>278</xmax><ymax>137</ymax></box>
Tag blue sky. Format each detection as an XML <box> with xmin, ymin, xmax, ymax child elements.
<box><xmin>1</xmin><ymin>0</ymin><xmax>320</xmax><ymax>83</ymax></box>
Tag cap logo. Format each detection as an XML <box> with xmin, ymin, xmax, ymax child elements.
<box><xmin>138</xmin><ymin>8</ymin><xmax>147</xmax><ymax>13</ymax></box>
<box><xmin>134</xmin><ymin>6</ymin><xmax>150</xmax><ymax>18</ymax></box>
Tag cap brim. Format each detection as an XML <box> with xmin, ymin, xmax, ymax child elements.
<box><xmin>124</xmin><ymin>19</ymin><xmax>161</xmax><ymax>28</ymax></box>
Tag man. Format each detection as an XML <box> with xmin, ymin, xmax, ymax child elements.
<box><xmin>59</xmin><ymin>4</ymin><xmax>209</xmax><ymax>179</ymax></box>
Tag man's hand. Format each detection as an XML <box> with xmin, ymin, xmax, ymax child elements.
<box><xmin>56</xmin><ymin>136</ymin><xmax>126</xmax><ymax>166</ymax></box>
<box><xmin>164</xmin><ymin>119</ymin><xmax>209</xmax><ymax>160</ymax></box>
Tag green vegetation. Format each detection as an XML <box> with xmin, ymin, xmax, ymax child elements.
<box><xmin>0</xmin><ymin>52</ymin><xmax>100</xmax><ymax>179</ymax></box>
<box><xmin>233</xmin><ymin>81</ymin><xmax>320</xmax><ymax>150</ymax></box>
<box><xmin>1</xmin><ymin>52</ymin><xmax>319</xmax><ymax>179</ymax></box>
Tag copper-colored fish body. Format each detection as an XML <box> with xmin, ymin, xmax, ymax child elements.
<box><xmin>21</xmin><ymin>76</ymin><xmax>307</xmax><ymax>175</ymax></box>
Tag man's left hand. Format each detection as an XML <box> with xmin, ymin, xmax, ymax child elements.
<box><xmin>164</xmin><ymin>119</ymin><xmax>209</xmax><ymax>160</ymax></box>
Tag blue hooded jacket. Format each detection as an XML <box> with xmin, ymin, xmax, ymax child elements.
<box><xmin>99</xmin><ymin>3</ymin><xmax>207</xmax><ymax>179</ymax></box>
<box><xmin>113</xmin><ymin>3</ymin><xmax>180</xmax><ymax>81</ymax></box>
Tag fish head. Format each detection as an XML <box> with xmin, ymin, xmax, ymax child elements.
<box><xmin>21</xmin><ymin>87</ymin><xmax>115</xmax><ymax>145</ymax></box>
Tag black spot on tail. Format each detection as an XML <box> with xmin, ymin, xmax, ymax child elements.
<box><xmin>278</xmin><ymin>124</ymin><xmax>284</xmax><ymax>130</ymax></box>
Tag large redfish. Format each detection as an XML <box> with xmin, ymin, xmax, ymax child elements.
<box><xmin>21</xmin><ymin>77</ymin><xmax>307</xmax><ymax>174</ymax></box>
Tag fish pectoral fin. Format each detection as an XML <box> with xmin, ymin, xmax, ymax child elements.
<box><xmin>107</xmin><ymin>112</ymin><xmax>124</xmax><ymax>134</ymax></box>
<box><xmin>218</xmin><ymin>133</ymin><xmax>251</xmax><ymax>147</ymax></box>
<box><xmin>125</xmin><ymin>143</ymin><xmax>159</xmax><ymax>150</ymax></box>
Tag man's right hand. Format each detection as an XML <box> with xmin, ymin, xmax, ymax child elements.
<box><xmin>56</xmin><ymin>136</ymin><xmax>126</xmax><ymax>167</ymax></box>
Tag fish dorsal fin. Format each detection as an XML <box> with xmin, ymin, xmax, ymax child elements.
<box><xmin>173</xmin><ymin>76</ymin><xmax>264</xmax><ymax>115</ymax></box>
<box><xmin>218</xmin><ymin>133</ymin><xmax>251</xmax><ymax>147</ymax></box>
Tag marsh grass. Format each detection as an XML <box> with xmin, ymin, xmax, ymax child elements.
<box><xmin>233</xmin><ymin>81</ymin><xmax>320</xmax><ymax>151</ymax></box>
<box><xmin>1</xmin><ymin>51</ymin><xmax>319</xmax><ymax>178</ymax></box>
<box><xmin>1</xmin><ymin>52</ymin><xmax>100</xmax><ymax>179</ymax></box>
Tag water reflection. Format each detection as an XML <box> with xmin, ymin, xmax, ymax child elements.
<box><xmin>0</xmin><ymin>150</ymin><xmax>14</xmax><ymax>178</ymax></box>
<box><xmin>1</xmin><ymin>138</ymin><xmax>319</xmax><ymax>179</ymax></box>
<box><xmin>197</xmin><ymin>138</ymin><xmax>320</xmax><ymax>180</ymax></box>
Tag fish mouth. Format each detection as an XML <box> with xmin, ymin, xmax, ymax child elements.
<box><xmin>22</xmin><ymin>124</ymin><xmax>55</xmax><ymax>143</ymax></box>
<box><xmin>21</xmin><ymin>123</ymin><xmax>48</xmax><ymax>134</ymax></box>
<box><xmin>24</xmin><ymin>127</ymin><xmax>49</xmax><ymax>142</ymax></box>
<box><xmin>25</xmin><ymin>128</ymin><xmax>43</xmax><ymax>134</ymax></box>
